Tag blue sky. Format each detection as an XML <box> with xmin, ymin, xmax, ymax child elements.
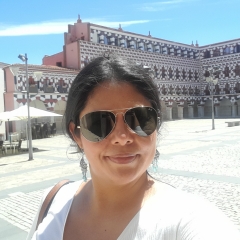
<box><xmin>0</xmin><ymin>0</ymin><xmax>239</xmax><ymax>65</ymax></box>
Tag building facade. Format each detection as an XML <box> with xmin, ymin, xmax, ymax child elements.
<box><xmin>3</xmin><ymin>64</ymin><xmax>78</xmax><ymax>137</ymax></box>
<box><xmin>2</xmin><ymin>17</ymin><xmax>240</xmax><ymax>139</ymax></box>
<box><xmin>42</xmin><ymin>17</ymin><xmax>240</xmax><ymax>120</ymax></box>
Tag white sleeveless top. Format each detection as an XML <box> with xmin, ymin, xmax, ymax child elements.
<box><xmin>27</xmin><ymin>181</ymin><xmax>240</xmax><ymax>240</ymax></box>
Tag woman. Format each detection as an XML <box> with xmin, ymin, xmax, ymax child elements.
<box><xmin>27</xmin><ymin>54</ymin><xmax>240</xmax><ymax>239</ymax></box>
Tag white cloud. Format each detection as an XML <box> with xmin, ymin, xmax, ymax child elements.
<box><xmin>139</xmin><ymin>0</ymin><xmax>196</xmax><ymax>12</ymax></box>
<box><xmin>85</xmin><ymin>19</ymin><xmax>150</xmax><ymax>28</ymax></box>
<box><xmin>0</xmin><ymin>19</ymin><xmax>150</xmax><ymax>36</ymax></box>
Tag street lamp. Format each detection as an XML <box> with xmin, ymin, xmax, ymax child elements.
<box><xmin>18</xmin><ymin>53</ymin><xmax>33</xmax><ymax>160</ymax></box>
<box><xmin>9</xmin><ymin>61</ymin><xmax>43</xmax><ymax>160</ymax></box>
<box><xmin>204</xmin><ymin>66</ymin><xmax>221</xmax><ymax>130</ymax></box>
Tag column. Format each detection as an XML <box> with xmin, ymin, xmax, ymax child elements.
<box><xmin>232</xmin><ymin>104</ymin><xmax>237</xmax><ymax>117</ymax></box>
<box><xmin>166</xmin><ymin>107</ymin><xmax>172</xmax><ymax>121</ymax></box>
<box><xmin>188</xmin><ymin>106</ymin><xmax>194</xmax><ymax>118</ymax></box>
<box><xmin>177</xmin><ymin>106</ymin><xmax>183</xmax><ymax>119</ymax></box>
<box><xmin>197</xmin><ymin>106</ymin><xmax>204</xmax><ymax>118</ymax></box>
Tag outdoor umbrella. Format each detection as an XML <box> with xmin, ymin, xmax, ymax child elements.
<box><xmin>0</xmin><ymin>111</ymin><xmax>23</xmax><ymax>121</ymax></box>
<box><xmin>9</xmin><ymin>105</ymin><xmax>62</xmax><ymax>119</ymax></box>
<box><xmin>0</xmin><ymin>106</ymin><xmax>62</xmax><ymax>141</ymax></box>
<box><xmin>0</xmin><ymin>111</ymin><xmax>23</xmax><ymax>141</ymax></box>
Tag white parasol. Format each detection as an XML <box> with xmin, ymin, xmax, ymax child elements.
<box><xmin>8</xmin><ymin>105</ymin><xmax>62</xmax><ymax>119</ymax></box>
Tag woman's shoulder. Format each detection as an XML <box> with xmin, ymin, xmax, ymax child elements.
<box><xmin>151</xmin><ymin>181</ymin><xmax>240</xmax><ymax>239</ymax></box>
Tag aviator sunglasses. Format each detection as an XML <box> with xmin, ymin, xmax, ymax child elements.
<box><xmin>77</xmin><ymin>106</ymin><xmax>159</xmax><ymax>142</ymax></box>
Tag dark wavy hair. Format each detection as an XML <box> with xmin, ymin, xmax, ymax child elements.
<box><xmin>64</xmin><ymin>53</ymin><xmax>161</xmax><ymax>140</ymax></box>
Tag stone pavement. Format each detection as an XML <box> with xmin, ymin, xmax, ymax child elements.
<box><xmin>0</xmin><ymin>118</ymin><xmax>240</xmax><ymax>239</ymax></box>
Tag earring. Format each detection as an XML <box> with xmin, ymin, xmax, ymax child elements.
<box><xmin>79</xmin><ymin>150</ymin><xmax>88</xmax><ymax>182</ymax></box>
<box><xmin>152</xmin><ymin>149</ymin><xmax>160</xmax><ymax>173</ymax></box>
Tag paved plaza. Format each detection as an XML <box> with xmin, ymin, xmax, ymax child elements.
<box><xmin>0</xmin><ymin>118</ymin><xmax>240</xmax><ymax>239</ymax></box>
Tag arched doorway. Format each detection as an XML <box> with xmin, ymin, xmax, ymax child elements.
<box><xmin>236</xmin><ymin>99</ymin><xmax>240</xmax><ymax>116</ymax></box>
<box><xmin>219</xmin><ymin>99</ymin><xmax>232</xmax><ymax>117</ymax></box>
<box><xmin>172</xmin><ymin>101</ymin><xmax>178</xmax><ymax>120</ymax></box>
<box><xmin>193</xmin><ymin>101</ymin><xmax>198</xmax><ymax>117</ymax></box>
<box><xmin>183</xmin><ymin>101</ymin><xmax>188</xmax><ymax>118</ymax></box>
<box><xmin>30</xmin><ymin>100</ymin><xmax>46</xmax><ymax>110</ymax></box>
<box><xmin>204</xmin><ymin>99</ymin><xmax>212</xmax><ymax>117</ymax></box>
<box><xmin>54</xmin><ymin>100</ymin><xmax>67</xmax><ymax>133</ymax></box>
<box><xmin>160</xmin><ymin>100</ymin><xmax>167</xmax><ymax>121</ymax></box>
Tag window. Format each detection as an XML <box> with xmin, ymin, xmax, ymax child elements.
<box><xmin>115</xmin><ymin>38</ymin><xmax>119</xmax><ymax>46</ymax></box>
<box><xmin>56</xmin><ymin>62</ymin><xmax>62</xmax><ymax>67</ymax></box>
<box><xmin>161</xmin><ymin>67</ymin><xmax>166</xmax><ymax>78</ymax></box>
<box><xmin>104</xmin><ymin>35</ymin><xmax>108</xmax><ymax>45</ymax></box>
<box><xmin>215</xmin><ymin>84</ymin><xmax>220</xmax><ymax>94</ymax></box>
<box><xmin>175</xmin><ymin>68</ymin><xmax>180</xmax><ymax>79</ymax></box>
<box><xmin>204</xmin><ymin>51</ymin><xmax>210</xmax><ymax>58</ymax></box>
<box><xmin>120</xmin><ymin>39</ymin><xmax>126</xmax><ymax>47</ymax></box>
<box><xmin>168</xmin><ymin>68</ymin><xmax>173</xmax><ymax>79</ymax></box>
<box><xmin>235</xmin><ymin>82</ymin><xmax>240</xmax><ymax>93</ymax></box>
<box><xmin>223</xmin><ymin>47</ymin><xmax>230</xmax><ymax>55</ymax></box>
<box><xmin>204</xmin><ymin>70</ymin><xmax>210</xmax><ymax>78</ymax></box>
<box><xmin>213</xmin><ymin>49</ymin><xmax>220</xmax><ymax>57</ymax></box>
<box><xmin>224</xmin><ymin>83</ymin><xmax>230</xmax><ymax>94</ymax></box>
<box><xmin>127</xmin><ymin>40</ymin><xmax>135</xmax><ymax>49</ymax></box>
<box><xmin>29</xmin><ymin>77</ymin><xmax>35</xmax><ymax>85</ymax></box>
<box><xmin>188</xmin><ymin>70</ymin><xmax>192</xmax><ymax>80</ymax></box>
<box><xmin>234</xmin><ymin>65</ymin><xmax>240</xmax><ymax>76</ymax></box>
<box><xmin>182</xmin><ymin>69</ymin><xmax>186</xmax><ymax>79</ymax></box>
<box><xmin>235</xmin><ymin>45</ymin><xmax>240</xmax><ymax>53</ymax></box>
<box><xmin>223</xmin><ymin>66</ymin><xmax>230</xmax><ymax>77</ymax></box>
<box><xmin>194</xmin><ymin>71</ymin><xmax>198</xmax><ymax>81</ymax></box>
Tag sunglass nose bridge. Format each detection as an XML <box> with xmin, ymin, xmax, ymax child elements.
<box><xmin>114</xmin><ymin>112</ymin><xmax>127</xmax><ymax>126</ymax></box>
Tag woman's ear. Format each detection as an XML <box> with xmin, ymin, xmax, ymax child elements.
<box><xmin>69</xmin><ymin>122</ymin><xmax>83</xmax><ymax>149</ymax></box>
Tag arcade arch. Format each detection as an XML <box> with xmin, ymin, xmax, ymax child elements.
<box><xmin>172</xmin><ymin>101</ymin><xmax>178</xmax><ymax>120</ymax></box>
<box><xmin>237</xmin><ymin>99</ymin><xmax>240</xmax><ymax>116</ymax></box>
<box><xmin>204</xmin><ymin>99</ymin><xmax>212</xmax><ymax>117</ymax></box>
<box><xmin>30</xmin><ymin>100</ymin><xmax>46</xmax><ymax>110</ymax></box>
<box><xmin>219</xmin><ymin>99</ymin><xmax>232</xmax><ymax>117</ymax></box>
<box><xmin>183</xmin><ymin>101</ymin><xmax>188</xmax><ymax>118</ymax></box>
<box><xmin>54</xmin><ymin>100</ymin><xmax>67</xmax><ymax>133</ymax></box>
<box><xmin>160</xmin><ymin>100</ymin><xmax>167</xmax><ymax>121</ymax></box>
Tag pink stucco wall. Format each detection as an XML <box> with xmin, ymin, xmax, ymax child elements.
<box><xmin>4</xmin><ymin>92</ymin><xmax>14</xmax><ymax>111</ymax></box>
<box><xmin>42</xmin><ymin>52</ymin><xmax>64</xmax><ymax>67</ymax></box>
<box><xmin>65</xmin><ymin>22</ymin><xmax>90</xmax><ymax>45</ymax></box>
<box><xmin>74</xmin><ymin>22</ymin><xmax>90</xmax><ymax>41</ymax></box>
<box><xmin>4</xmin><ymin>67</ymin><xmax>16</xmax><ymax>93</ymax></box>
<box><xmin>4</xmin><ymin>68</ymin><xmax>15</xmax><ymax>116</ymax></box>
<box><xmin>4</xmin><ymin>92</ymin><xmax>16</xmax><ymax>133</ymax></box>
<box><xmin>65</xmin><ymin>41</ymin><xmax>80</xmax><ymax>70</ymax></box>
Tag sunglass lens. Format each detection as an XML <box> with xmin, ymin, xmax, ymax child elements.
<box><xmin>125</xmin><ymin>107</ymin><xmax>157</xmax><ymax>136</ymax></box>
<box><xmin>80</xmin><ymin>111</ymin><xmax>115</xmax><ymax>142</ymax></box>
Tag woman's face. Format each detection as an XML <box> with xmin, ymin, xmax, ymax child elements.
<box><xmin>71</xmin><ymin>82</ymin><xmax>157</xmax><ymax>185</ymax></box>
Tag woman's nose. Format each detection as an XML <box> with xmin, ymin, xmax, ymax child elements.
<box><xmin>110</xmin><ymin>113</ymin><xmax>133</xmax><ymax>145</ymax></box>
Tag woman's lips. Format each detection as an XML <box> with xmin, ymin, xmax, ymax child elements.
<box><xmin>107</xmin><ymin>154</ymin><xmax>137</xmax><ymax>164</ymax></box>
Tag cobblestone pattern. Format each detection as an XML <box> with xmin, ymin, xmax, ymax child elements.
<box><xmin>0</xmin><ymin>190</ymin><xmax>44</xmax><ymax>232</ymax></box>
<box><xmin>158</xmin><ymin>143</ymin><xmax>240</xmax><ymax>177</ymax></box>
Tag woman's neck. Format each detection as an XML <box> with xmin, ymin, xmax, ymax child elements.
<box><xmin>85</xmin><ymin>173</ymin><xmax>156</xmax><ymax>213</ymax></box>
